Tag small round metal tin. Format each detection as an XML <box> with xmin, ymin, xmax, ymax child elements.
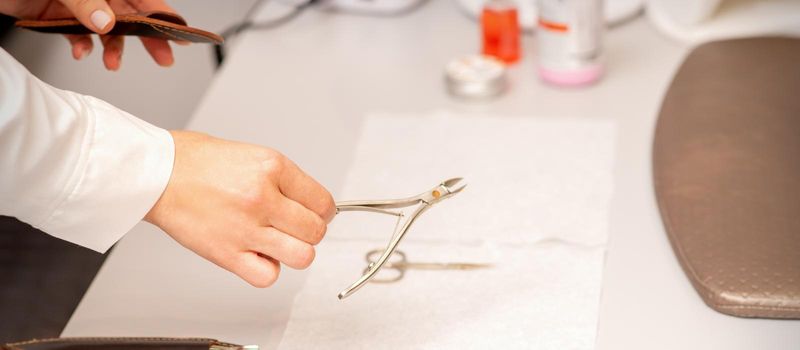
<box><xmin>444</xmin><ymin>55</ymin><xmax>508</xmax><ymax>99</ymax></box>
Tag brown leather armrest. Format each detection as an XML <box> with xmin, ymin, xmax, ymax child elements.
<box><xmin>653</xmin><ymin>37</ymin><xmax>800</xmax><ymax>319</ymax></box>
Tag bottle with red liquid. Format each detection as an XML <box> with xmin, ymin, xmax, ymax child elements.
<box><xmin>481</xmin><ymin>0</ymin><xmax>521</xmax><ymax>65</ymax></box>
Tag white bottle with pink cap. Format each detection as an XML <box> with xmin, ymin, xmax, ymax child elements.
<box><xmin>536</xmin><ymin>0</ymin><xmax>604</xmax><ymax>86</ymax></box>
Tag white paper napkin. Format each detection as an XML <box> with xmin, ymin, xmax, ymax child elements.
<box><xmin>329</xmin><ymin>111</ymin><xmax>617</xmax><ymax>246</ymax></box>
<box><xmin>278</xmin><ymin>112</ymin><xmax>617</xmax><ymax>349</ymax></box>
<box><xmin>278</xmin><ymin>240</ymin><xmax>606</xmax><ymax>350</ymax></box>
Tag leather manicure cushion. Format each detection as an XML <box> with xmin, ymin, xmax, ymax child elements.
<box><xmin>653</xmin><ymin>37</ymin><xmax>800</xmax><ymax>319</ymax></box>
<box><xmin>15</xmin><ymin>11</ymin><xmax>222</xmax><ymax>44</ymax></box>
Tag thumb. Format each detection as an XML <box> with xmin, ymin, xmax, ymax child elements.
<box><xmin>58</xmin><ymin>0</ymin><xmax>115</xmax><ymax>34</ymax></box>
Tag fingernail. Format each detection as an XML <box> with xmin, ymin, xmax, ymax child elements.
<box><xmin>90</xmin><ymin>10</ymin><xmax>111</xmax><ymax>31</ymax></box>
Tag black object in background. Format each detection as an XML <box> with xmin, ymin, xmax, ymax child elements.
<box><xmin>0</xmin><ymin>216</ymin><xmax>108</xmax><ymax>344</ymax></box>
<box><xmin>0</xmin><ymin>14</ymin><xmax>15</xmax><ymax>43</ymax></box>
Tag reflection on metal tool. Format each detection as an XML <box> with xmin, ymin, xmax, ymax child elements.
<box><xmin>334</xmin><ymin>177</ymin><xmax>467</xmax><ymax>300</ymax></box>
<box><xmin>364</xmin><ymin>249</ymin><xmax>492</xmax><ymax>283</ymax></box>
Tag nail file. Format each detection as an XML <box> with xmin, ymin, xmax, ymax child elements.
<box><xmin>15</xmin><ymin>11</ymin><xmax>223</xmax><ymax>44</ymax></box>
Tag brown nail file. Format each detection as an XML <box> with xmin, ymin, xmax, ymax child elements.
<box><xmin>15</xmin><ymin>11</ymin><xmax>223</xmax><ymax>44</ymax></box>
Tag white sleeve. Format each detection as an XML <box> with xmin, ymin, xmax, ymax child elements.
<box><xmin>0</xmin><ymin>48</ymin><xmax>175</xmax><ymax>253</ymax></box>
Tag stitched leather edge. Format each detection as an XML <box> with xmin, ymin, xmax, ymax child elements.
<box><xmin>6</xmin><ymin>337</ymin><xmax>216</xmax><ymax>346</ymax></box>
<box><xmin>2</xmin><ymin>337</ymin><xmax>243</xmax><ymax>350</ymax></box>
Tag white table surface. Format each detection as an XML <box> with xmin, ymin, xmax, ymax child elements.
<box><xmin>62</xmin><ymin>1</ymin><xmax>800</xmax><ymax>348</ymax></box>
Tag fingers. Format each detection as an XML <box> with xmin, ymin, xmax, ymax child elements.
<box><xmin>279</xmin><ymin>161</ymin><xmax>337</xmax><ymax>223</ymax></box>
<box><xmin>235</xmin><ymin>252</ymin><xmax>281</xmax><ymax>288</ymax></box>
<box><xmin>100</xmin><ymin>35</ymin><xmax>124</xmax><ymax>71</ymax></box>
<box><xmin>267</xmin><ymin>196</ymin><xmax>327</xmax><ymax>245</ymax></box>
<box><xmin>56</xmin><ymin>0</ymin><xmax>184</xmax><ymax>69</ymax></box>
<box><xmin>140</xmin><ymin>37</ymin><xmax>174</xmax><ymax>67</ymax></box>
<box><xmin>251</xmin><ymin>227</ymin><xmax>316</xmax><ymax>270</ymax></box>
<box><xmin>64</xmin><ymin>34</ymin><xmax>93</xmax><ymax>60</ymax></box>
<box><xmin>58</xmin><ymin>0</ymin><xmax>115</xmax><ymax>34</ymax></box>
<box><xmin>220</xmin><ymin>226</ymin><xmax>315</xmax><ymax>289</ymax></box>
<box><xmin>117</xmin><ymin>0</ymin><xmax>176</xmax><ymax>67</ymax></box>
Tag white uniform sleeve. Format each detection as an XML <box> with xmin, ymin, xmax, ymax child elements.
<box><xmin>0</xmin><ymin>48</ymin><xmax>174</xmax><ymax>253</ymax></box>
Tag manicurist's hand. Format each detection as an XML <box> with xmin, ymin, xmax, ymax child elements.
<box><xmin>145</xmin><ymin>131</ymin><xmax>336</xmax><ymax>287</ymax></box>
<box><xmin>0</xmin><ymin>0</ymin><xmax>182</xmax><ymax>70</ymax></box>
